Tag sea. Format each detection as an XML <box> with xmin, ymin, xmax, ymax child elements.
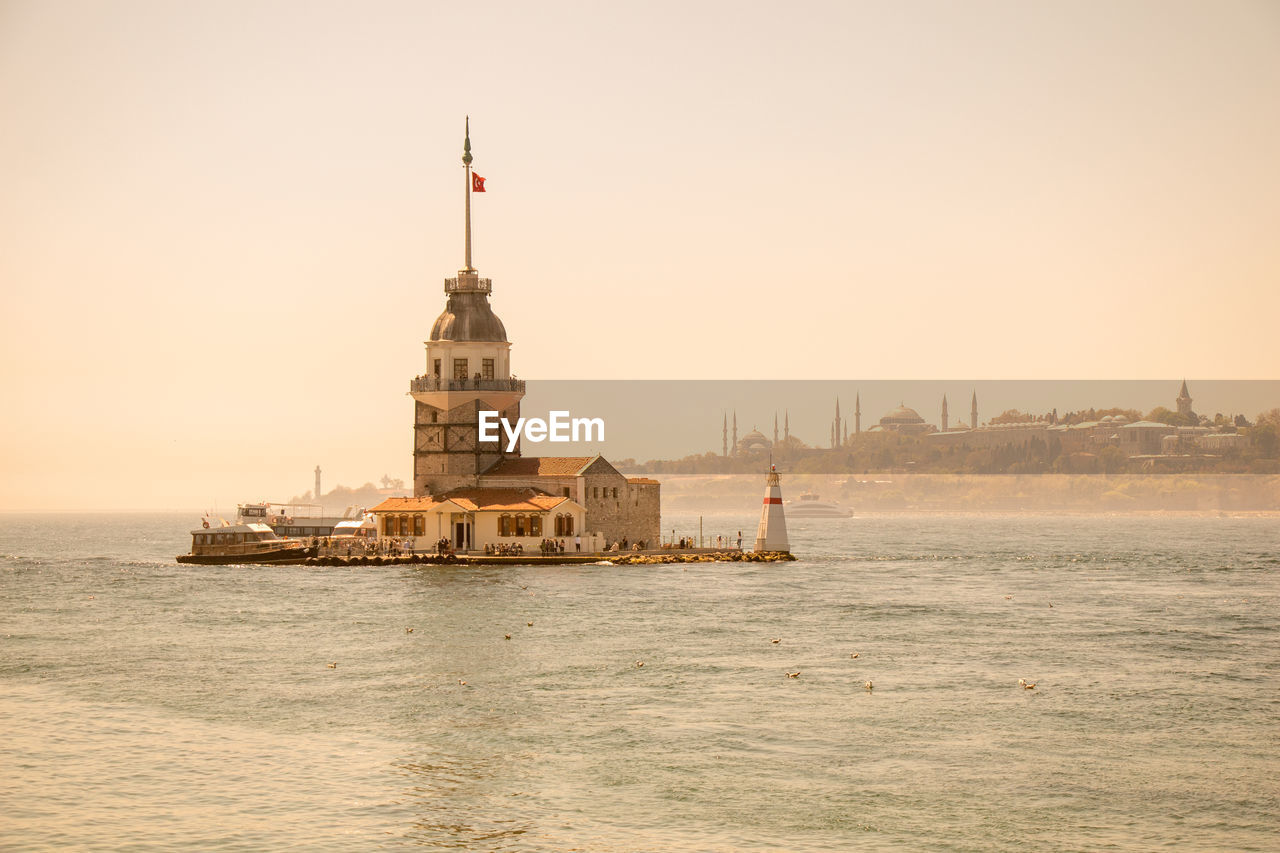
<box><xmin>1</xmin><ymin>512</ymin><xmax>1277</xmax><ymax>852</ymax></box>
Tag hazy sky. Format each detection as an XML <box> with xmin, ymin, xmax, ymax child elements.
<box><xmin>2</xmin><ymin>1</ymin><xmax>1278</xmax><ymax>510</ymax></box>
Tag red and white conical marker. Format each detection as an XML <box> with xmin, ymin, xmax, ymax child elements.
<box><xmin>753</xmin><ymin>464</ymin><xmax>790</xmax><ymax>553</ymax></box>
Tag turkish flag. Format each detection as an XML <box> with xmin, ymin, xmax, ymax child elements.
<box><xmin>472</xmin><ymin>173</ymin><xmax>486</xmax><ymax>192</ymax></box>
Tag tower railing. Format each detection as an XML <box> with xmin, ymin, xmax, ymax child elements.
<box><xmin>444</xmin><ymin>277</ymin><xmax>492</xmax><ymax>293</ymax></box>
<box><xmin>410</xmin><ymin>376</ymin><xmax>525</xmax><ymax>393</ymax></box>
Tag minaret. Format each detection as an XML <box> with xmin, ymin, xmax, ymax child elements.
<box><xmin>855</xmin><ymin>392</ymin><xmax>862</xmax><ymax>434</ymax></box>
<box><xmin>784</xmin><ymin>410</ymin><xmax>790</xmax><ymax>442</ymax></box>
<box><xmin>410</xmin><ymin>118</ymin><xmax>524</xmax><ymax>497</ymax></box>
<box><xmin>833</xmin><ymin>398</ymin><xmax>842</xmax><ymax>448</ymax></box>
<box><xmin>722</xmin><ymin>412</ymin><xmax>728</xmax><ymax>457</ymax></box>
<box><xmin>732</xmin><ymin>412</ymin><xmax>738</xmax><ymax>457</ymax></box>
<box><xmin>941</xmin><ymin>394</ymin><xmax>949</xmax><ymax>431</ymax></box>
<box><xmin>1176</xmin><ymin>379</ymin><xmax>1193</xmax><ymax>418</ymax></box>
<box><xmin>971</xmin><ymin>390</ymin><xmax>978</xmax><ymax>431</ymax></box>
<box><xmin>773</xmin><ymin>412</ymin><xmax>779</xmax><ymax>445</ymax></box>
<box><xmin>753</xmin><ymin>464</ymin><xmax>790</xmax><ymax>553</ymax></box>
<box><xmin>314</xmin><ymin>465</ymin><xmax>322</xmax><ymax>503</ymax></box>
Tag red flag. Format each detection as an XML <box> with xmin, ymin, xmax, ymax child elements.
<box><xmin>472</xmin><ymin>172</ymin><xmax>486</xmax><ymax>192</ymax></box>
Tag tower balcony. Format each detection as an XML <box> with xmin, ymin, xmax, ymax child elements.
<box><xmin>444</xmin><ymin>276</ymin><xmax>492</xmax><ymax>294</ymax></box>
<box><xmin>410</xmin><ymin>376</ymin><xmax>525</xmax><ymax>394</ymax></box>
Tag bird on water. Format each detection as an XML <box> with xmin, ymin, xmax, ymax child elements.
<box><xmin>864</xmin><ymin>680</ymin><xmax>873</xmax><ymax>690</ymax></box>
<box><xmin>1019</xmin><ymin>678</ymin><xmax>1036</xmax><ymax>689</ymax></box>
<box><xmin>786</xmin><ymin>671</ymin><xmax>800</xmax><ymax>678</ymax></box>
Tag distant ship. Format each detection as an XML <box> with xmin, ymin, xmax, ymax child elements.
<box><xmin>785</xmin><ymin>493</ymin><xmax>853</xmax><ymax>518</ymax></box>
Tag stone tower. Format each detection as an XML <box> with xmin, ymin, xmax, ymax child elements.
<box><xmin>411</xmin><ymin>119</ymin><xmax>525</xmax><ymax>497</ymax></box>
<box><xmin>941</xmin><ymin>394</ymin><xmax>949</xmax><ymax>431</ymax></box>
<box><xmin>1176</xmin><ymin>379</ymin><xmax>1193</xmax><ymax>418</ymax></box>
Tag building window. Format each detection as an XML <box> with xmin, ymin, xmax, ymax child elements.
<box><xmin>562</xmin><ymin>487</ymin><xmax>570</xmax><ymax>497</ymax></box>
<box><xmin>499</xmin><ymin>514</ymin><xmax>512</xmax><ymax>537</ymax></box>
<box><xmin>612</xmin><ymin>487</ymin><xmax>618</xmax><ymax>499</ymax></box>
<box><xmin>413</xmin><ymin>515</ymin><xmax>424</xmax><ymax>536</ymax></box>
<box><xmin>593</xmin><ymin>487</ymin><xmax>599</xmax><ymax>499</ymax></box>
<box><xmin>530</xmin><ymin>515</ymin><xmax>542</xmax><ymax>536</ymax></box>
<box><xmin>433</xmin><ymin>358</ymin><xmax>441</xmax><ymax>378</ymax></box>
<box><xmin>482</xmin><ymin>358</ymin><xmax>494</xmax><ymax>380</ymax></box>
<box><xmin>515</xmin><ymin>515</ymin><xmax>528</xmax><ymax>537</ymax></box>
<box><xmin>453</xmin><ymin>358</ymin><xmax>468</xmax><ymax>380</ymax></box>
<box><xmin>556</xmin><ymin>513</ymin><xmax>574</xmax><ymax>536</ymax></box>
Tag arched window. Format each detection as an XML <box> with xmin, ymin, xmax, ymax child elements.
<box><xmin>530</xmin><ymin>514</ymin><xmax>542</xmax><ymax>536</ymax></box>
<box><xmin>515</xmin><ymin>515</ymin><xmax>528</xmax><ymax>537</ymax></box>
<box><xmin>563</xmin><ymin>514</ymin><xmax>574</xmax><ymax>536</ymax></box>
<box><xmin>413</xmin><ymin>515</ymin><xmax>424</xmax><ymax>536</ymax></box>
<box><xmin>499</xmin><ymin>514</ymin><xmax>512</xmax><ymax>537</ymax></box>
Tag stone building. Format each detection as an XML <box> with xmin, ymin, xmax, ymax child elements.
<box><xmin>867</xmin><ymin>403</ymin><xmax>935</xmax><ymax>435</ymax></box>
<box><xmin>401</xmin><ymin>122</ymin><xmax>659</xmax><ymax>551</ymax></box>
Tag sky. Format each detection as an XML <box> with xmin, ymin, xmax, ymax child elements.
<box><xmin>1</xmin><ymin>0</ymin><xmax>1278</xmax><ymax>510</ymax></box>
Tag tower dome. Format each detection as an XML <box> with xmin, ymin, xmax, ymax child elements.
<box><xmin>429</xmin><ymin>284</ymin><xmax>508</xmax><ymax>342</ymax></box>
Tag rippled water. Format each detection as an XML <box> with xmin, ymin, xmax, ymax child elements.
<box><xmin>2</xmin><ymin>513</ymin><xmax>1278</xmax><ymax>851</ymax></box>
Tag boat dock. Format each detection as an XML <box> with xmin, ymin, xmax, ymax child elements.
<box><xmin>288</xmin><ymin>549</ymin><xmax>795</xmax><ymax>568</ymax></box>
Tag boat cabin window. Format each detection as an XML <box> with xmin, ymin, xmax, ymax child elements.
<box><xmin>242</xmin><ymin>506</ymin><xmax>267</xmax><ymax>517</ymax></box>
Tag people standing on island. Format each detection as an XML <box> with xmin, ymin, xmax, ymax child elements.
<box><xmin>736</xmin><ymin>531</ymin><xmax>742</xmax><ymax>550</ymax></box>
<box><xmin>575</xmin><ymin>534</ymin><xmax>581</xmax><ymax>553</ymax></box>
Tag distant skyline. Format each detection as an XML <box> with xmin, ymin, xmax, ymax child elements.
<box><xmin>2</xmin><ymin>1</ymin><xmax>1278</xmax><ymax>509</ymax></box>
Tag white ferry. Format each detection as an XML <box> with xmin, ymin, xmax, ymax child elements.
<box><xmin>785</xmin><ymin>493</ymin><xmax>853</xmax><ymax>518</ymax></box>
<box><xmin>236</xmin><ymin>502</ymin><xmax>365</xmax><ymax>538</ymax></box>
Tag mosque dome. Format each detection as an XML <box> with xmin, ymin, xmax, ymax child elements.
<box><xmin>430</xmin><ymin>291</ymin><xmax>508</xmax><ymax>342</ymax></box>
<box><xmin>880</xmin><ymin>404</ymin><xmax>925</xmax><ymax>426</ymax></box>
<box><xmin>737</xmin><ymin>427</ymin><xmax>772</xmax><ymax>455</ymax></box>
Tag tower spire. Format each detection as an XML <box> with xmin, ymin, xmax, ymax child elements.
<box><xmin>463</xmin><ymin>116</ymin><xmax>475</xmax><ymax>272</ymax></box>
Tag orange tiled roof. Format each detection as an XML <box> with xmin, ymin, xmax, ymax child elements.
<box><xmin>370</xmin><ymin>496</ymin><xmax>441</xmax><ymax>513</ymax></box>
<box><xmin>437</xmin><ymin>487</ymin><xmax>571</xmax><ymax>512</ymax></box>
<box><xmin>483</xmin><ymin>456</ymin><xmax>596</xmax><ymax>477</ymax></box>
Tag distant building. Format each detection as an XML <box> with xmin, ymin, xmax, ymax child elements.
<box><xmin>1176</xmin><ymin>379</ymin><xmax>1195</xmax><ymax>419</ymax></box>
<box><xmin>737</xmin><ymin>427</ymin><xmax>772</xmax><ymax>457</ymax></box>
<box><xmin>867</xmin><ymin>403</ymin><xmax>935</xmax><ymax>435</ymax></box>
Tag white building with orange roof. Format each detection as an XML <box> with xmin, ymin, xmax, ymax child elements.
<box><xmin>370</xmin><ymin>489</ymin><xmax>595</xmax><ymax>554</ymax></box>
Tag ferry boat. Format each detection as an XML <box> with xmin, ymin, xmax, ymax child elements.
<box><xmin>785</xmin><ymin>493</ymin><xmax>853</xmax><ymax>518</ymax></box>
<box><xmin>177</xmin><ymin>523</ymin><xmax>317</xmax><ymax>565</ymax></box>
<box><xmin>236</xmin><ymin>502</ymin><xmax>362</xmax><ymax>538</ymax></box>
